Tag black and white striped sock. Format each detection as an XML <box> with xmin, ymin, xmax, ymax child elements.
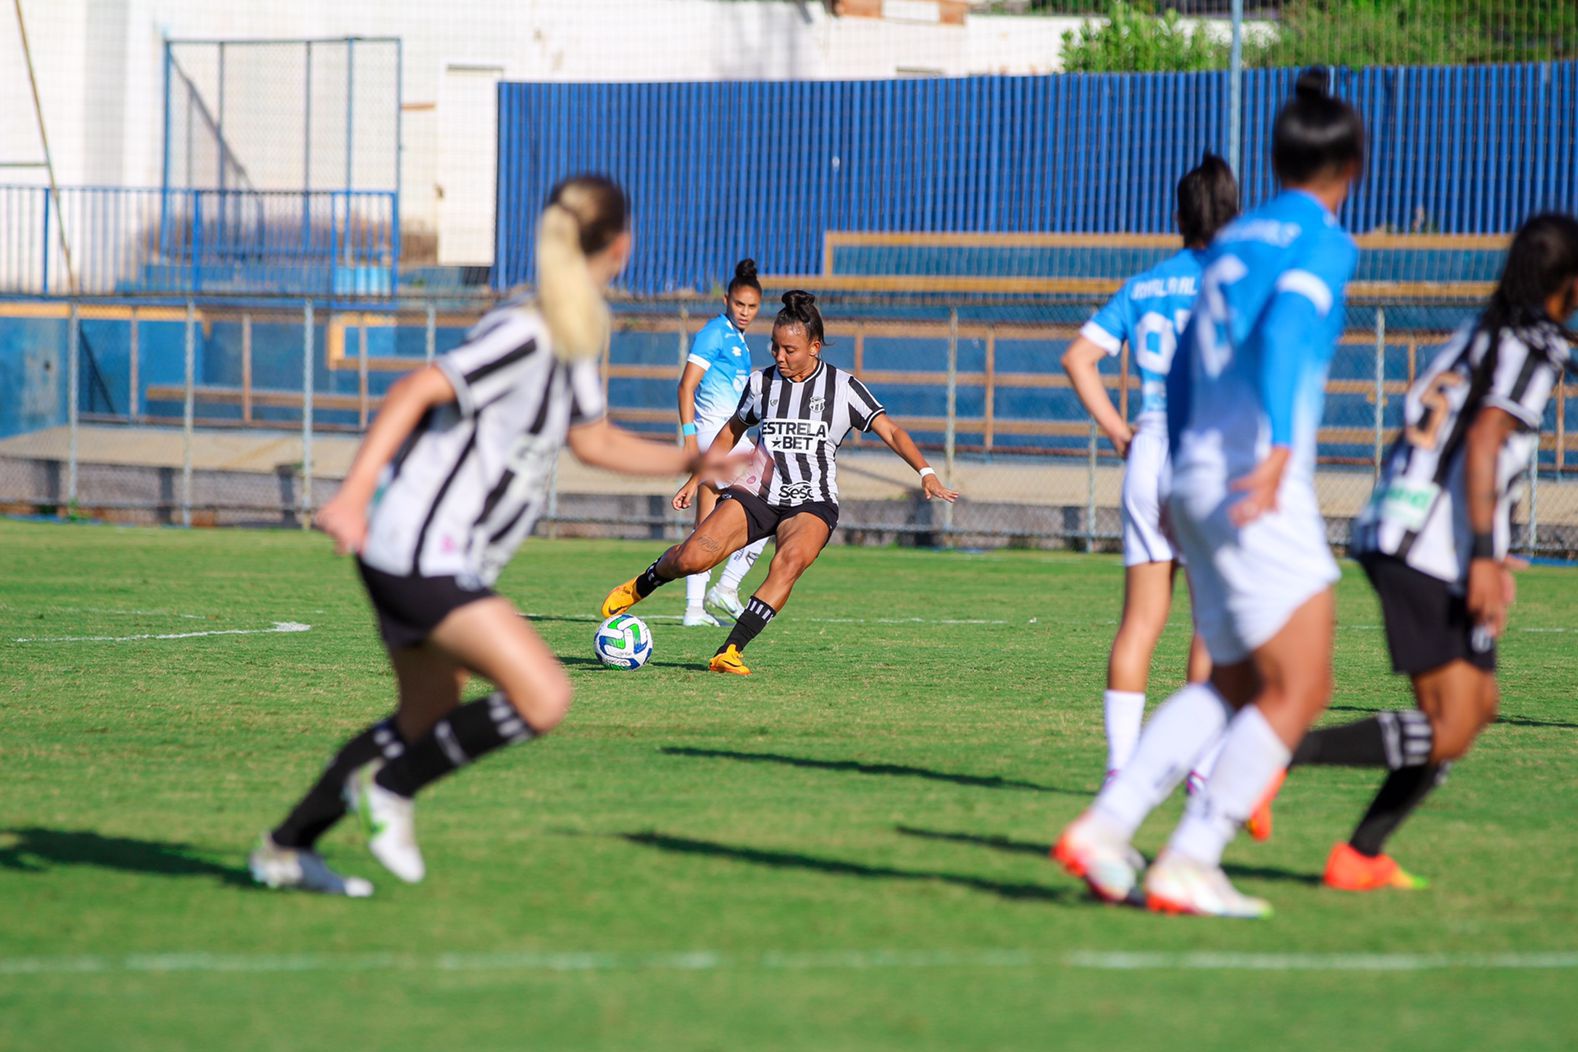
<box><xmin>718</xmin><ymin>596</ymin><xmax>776</xmax><ymax>656</ymax></box>
<box><xmin>271</xmin><ymin>715</ymin><xmax>407</xmax><ymax>849</ymax></box>
<box><xmin>1291</xmin><ymin>710</ymin><xmax>1434</xmax><ymax>770</ymax></box>
<box><xmin>374</xmin><ymin>693</ymin><xmax>537</xmax><ymax>798</ymax></box>
<box><xmin>635</xmin><ymin>556</ymin><xmax>675</xmax><ymax>598</ymax></box>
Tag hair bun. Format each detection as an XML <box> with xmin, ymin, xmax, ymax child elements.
<box><xmin>1294</xmin><ymin>67</ymin><xmax>1330</xmax><ymax>101</ymax></box>
<box><xmin>735</xmin><ymin>258</ymin><xmax>758</xmax><ymax>281</ymax></box>
<box><xmin>782</xmin><ymin>289</ymin><xmax>817</xmax><ymax>312</ymax></box>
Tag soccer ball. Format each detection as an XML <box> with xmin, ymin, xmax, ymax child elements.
<box><xmin>594</xmin><ymin>614</ymin><xmax>652</xmax><ymax>670</ymax></box>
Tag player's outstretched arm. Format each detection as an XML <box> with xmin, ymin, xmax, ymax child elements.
<box><xmin>568</xmin><ymin>417</ymin><xmax>728</xmax><ymax>479</ymax></box>
<box><xmin>316</xmin><ymin>364</ymin><xmax>459</xmax><ymax>555</ymax></box>
<box><xmin>868</xmin><ymin>414</ymin><xmax>958</xmax><ymax>503</ymax></box>
<box><xmin>672</xmin><ymin>417</ymin><xmax>749</xmax><ymax>510</ymax></box>
<box><xmin>1062</xmin><ymin>336</ymin><xmax>1133</xmax><ymax>459</ymax></box>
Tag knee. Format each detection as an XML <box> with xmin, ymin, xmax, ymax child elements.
<box><xmin>502</xmin><ymin>672</ymin><xmax>573</xmax><ymax>735</ymax></box>
<box><xmin>670</xmin><ymin>539</ymin><xmax>717</xmax><ymax>577</ymax></box>
<box><xmin>1428</xmin><ymin>700</ymin><xmax>1496</xmax><ymax>763</ymax></box>
<box><xmin>769</xmin><ymin>552</ymin><xmax>811</xmax><ymax>579</ymax></box>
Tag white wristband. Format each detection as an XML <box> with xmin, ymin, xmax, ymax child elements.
<box><xmin>918</xmin><ymin>467</ymin><xmax>937</xmax><ymax>481</ymax></box>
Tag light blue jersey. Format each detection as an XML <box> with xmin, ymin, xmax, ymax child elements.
<box><xmin>1168</xmin><ymin>190</ymin><xmax>1358</xmax><ymax>485</ymax></box>
<box><xmin>687</xmin><ymin>313</ymin><xmax>755</xmax><ymax>423</ymax></box>
<box><xmin>1080</xmin><ymin>248</ymin><xmax>1204</xmax><ymax>430</ymax></box>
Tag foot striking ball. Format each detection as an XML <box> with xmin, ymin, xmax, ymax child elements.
<box><xmin>594</xmin><ymin>614</ymin><xmax>652</xmax><ymax>670</ymax></box>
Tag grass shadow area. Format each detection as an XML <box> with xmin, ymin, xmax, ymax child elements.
<box><xmin>0</xmin><ymin>827</ymin><xmax>253</xmax><ymax>888</ymax></box>
<box><xmin>660</xmin><ymin>745</ymin><xmax>1077</xmax><ymax>794</ymax></box>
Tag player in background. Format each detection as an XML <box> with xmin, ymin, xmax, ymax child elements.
<box><xmin>1055</xmin><ymin>69</ymin><xmax>1364</xmax><ymax>917</ymax></box>
<box><xmin>674</xmin><ymin>259</ymin><xmax>771</xmax><ymax>626</ymax></box>
<box><xmin>1061</xmin><ymin>153</ymin><xmax>1238</xmax><ymax>786</ymax></box>
<box><xmin>1289</xmin><ymin>213</ymin><xmax>1578</xmax><ymax>891</ymax></box>
<box><xmin>600</xmin><ymin>291</ymin><xmax>958</xmax><ymax>676</ymax></box>
<box><xmin>251</xmin><ymin>175</ymin><xmax>731</xmax><ymax>895</ymax></box>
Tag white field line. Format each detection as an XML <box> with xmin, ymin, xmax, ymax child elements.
<box><xmin>0</xmin><ymin>948</ymin><xmax>1571</xmax><ymax>978</ymax></box>
<box><xmin>529</xmin><ymin>611</ymin><xmax>1010</xmax><ymax>626</ymax></box>
<box><xmin>11</xmin><ymin>622</ymin><xmax>311</xmax><ymax>644</ymax></box>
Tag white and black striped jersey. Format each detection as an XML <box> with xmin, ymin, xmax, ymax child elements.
<box><xmin>1353</xmin><ymin>319</ymin><xmax>1573</xmax><ymax>584</ymax></box>
<box><xmin>359</xmin><ymin>301</ymin><xmax>604</xmax><ymax>586</ymax></box>
<box><xmin>730</xmin><ymin>360</ymin><xmax>886</xmax><ymax>507</ymax></box>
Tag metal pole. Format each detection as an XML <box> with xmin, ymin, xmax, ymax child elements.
<box><xmin>129</xmin><ymin>307</ymin><xmax>140</xmax><ymax>421</ymax></box>
<box><xmin>344</xmin><ymin>39</ymin><xmax>354</xmax><ymax>197</ymax></box>
<box><xmin>1086</xmin><ymin>421</ymin><xmax>1098</xmax><ymax>553</ymax></box>
<box><xmin>944</xmin><ymin>308</ymin><xmax>958</xmax><ymax>537</ymax></box>
<box><xmin>302</xmin><ymin>301</ymin><xmax>315</xmax><ymax>524</ymax></box>
<box><xmin>66</xmin><ymin>301</ymin><xmax>79</xmax><ymax>508</ymax></box>
<box><xmin>425</xmin><ymin>301</ymin><xmax>436</xmax><ymax>362</ymax></box>
<box><xmin>358</xmin><ymin>316</ymin><xmax>369</xmax><ymax>428</ymax></box>
<box><xmin>13</xmin><ymin>0</ymin><xmax>79</xmax><ymax>294</ymax></box>
<box><xmin>1373</xmin><ymin>307</ymin><xmax>1386</xmax><ymax>479</ymax></box>
<box><xmin>182</xmin><ymin>300</ymin><xmax>195</xmax><ymax>528</ymax></box>
<box><xmin>1228</xmin><ymin>0</ymin><xmax>1244</xmax><ymax>177</ymax></box>
<box><xmin>242</xmin><ymin>311</ymin><xmax>253</xmax><ymax>424</ymax></box>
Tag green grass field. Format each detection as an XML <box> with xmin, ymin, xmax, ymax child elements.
<box><xmin>2</xmin><ymin>518</ymin><xmax>1575</xmax><ymax>1051</ymax></box>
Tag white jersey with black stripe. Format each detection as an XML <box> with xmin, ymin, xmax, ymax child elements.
<box><xmin>360</xmin><ymin>300</ymin><xmax>605</xmax><ymax>586</ymax></box>
<box><xmin>1353</xmin><ymin>319</ymin><xmax>1573</xmax><ymax>585</ymax></box>
<box><xmin>730</xmin><ymin>360</ymin><xmax>886</xmax><ymax>507</ymax></box>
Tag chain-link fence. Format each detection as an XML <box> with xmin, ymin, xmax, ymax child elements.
<box><xmin>3</xmin><ymin>289</ymin><xmax>1576</xmax><ymax>554</ymax></box>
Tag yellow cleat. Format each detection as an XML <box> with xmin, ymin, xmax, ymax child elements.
<box><xmin>600</xmin><ymin>577</ymin><xmax>643</xmax><ymax>619</ymax></box>
<box><xmin>708</xmin><ymin>645</ymin><xmax>750</xmax><ymax>676</ymax></box>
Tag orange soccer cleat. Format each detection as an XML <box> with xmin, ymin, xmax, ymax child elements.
<box><xmin>1322</xmin><ymin>842</ymin><xmax>1428</xmax><ymax>892</ymax></box>
<box><xmin>708</xmin><ymin>645</ymin><xmax>751</xmax><ymax>676</ymax></box>
<box><xmin>1246</xmin><ymin>768</ymin><xmax>1286</xmax><ymax>842</ymax></box>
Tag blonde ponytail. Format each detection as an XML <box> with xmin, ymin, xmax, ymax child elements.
<box><xmin>536</xmin><ymin>202</ymin><xmax>611</xmax><ymax>363</ymax></box>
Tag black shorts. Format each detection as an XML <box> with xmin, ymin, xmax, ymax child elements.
<box><xmin>1358</xmin><ymin>553</ymin><xmax>1496</xmax><ymax>676</ymax></box>
<box><xmin>718</xmin><ymin>488</ymin><xmax>839</xmax><ymax>547</ymax></box>
<box><xmin>356</xmin><ymin>560</ymin><xmax>495</xmax><ymax>650</ymax></box>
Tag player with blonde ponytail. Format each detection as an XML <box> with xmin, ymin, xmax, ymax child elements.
<box><xmin>251</xmin><ymin>174</ymin><xmax>733</xmax><ymax>895</ymax></box>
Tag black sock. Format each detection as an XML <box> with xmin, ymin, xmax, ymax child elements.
<box><xmin>1292</xmin><ymin>710</ymin><xmax>1433</xmax><ymax>769</ymax></box>
<box><xmin>271</xmin><ymin>716</ymin><xmax>406</xmax><ymax>849</ymax></box>
<box><xmin>1350</xmin><ymin>763</ymin><xmax>1450</xmax><ymax>857</ymax></box>
<box><xmin>717</xmin><ymin>596</ymin><xmax>776</xmax><ymax>656</ymax></box>
<box><xmin>374</xmin><ymin>693</ymin><xmax>536</xmax><ymax>798</ymax></box>
<box><xmin>635</xmin><ymin>555</ymin><xmax>675</xmax><ymax>599</ymax></box>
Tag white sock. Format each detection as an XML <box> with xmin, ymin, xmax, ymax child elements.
<box><xmin>718</xmin><ymin>539</ymin><xmax>767</xmax><ymax>592</ymax></box>
<box><xmin>1093</xmin><ymin>683</ymin><xmax>1233</xmax><ymax>840</ymax></box>
<box><xmin>1192</xmin><ymin>737</ymin><xmax>1226</xmax><ymax>781</ymax></box>
<box><xmin>685</xmin><ymin>572</ymin><xmax>708</xmax><ymax>609</ymax></box>
<box><xmin>1167</xmin><ymin>705</ymin><xmax>1291</xmax><ymax>868</ymax></box>
<box><xmin>1103</xmin><ymin>690</ymin><xmax>1146</xmax><ymax>772</ymax></box>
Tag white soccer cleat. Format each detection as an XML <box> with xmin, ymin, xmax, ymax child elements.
<box><xmin>1052</xmin><ymin>811</ymin><xmax>1143</xmax><ymax>904</ymax></box>
<box><xmin>248</xmin><ymin>835</ymin><xmax>373</xmax><ymax>898</ymax></box>
<box><xmin>1143</xmin><ymin>851</ymin><xmax>1272</xmax><ymax>919</ymax></box>
<box><xmin>682</xmin><ymin>607</ymin><xmax>721</xmax><ymax>627</ymax></box>
<box><xmin>346</xmin><ymin>761</ymin><xmax>426</xmax><ymax>884</ymax></box>
<box><xmin>705</xmin><ymin>584</ymin><xmax>745</xmax><ymax>620</ymax></box>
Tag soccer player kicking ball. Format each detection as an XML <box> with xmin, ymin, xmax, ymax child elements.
<box><xmin>1055</xmin><ymin>69</ymin><xmax>1365</xmax><ymax>918</ymax></box>
<box><xmin>250</xmin><ymin>175</ymin><xmax>732</xmax><ymax>895</ymax></box>
<box><xmin>600</xmin><ymin>290</ymin><xmax>958</xmax><ymax>676</ymax></box>
<box><xmin>1288</xmin><ymin>213</ymin><xmax>1578</xmax><ymax>891</ymax></box>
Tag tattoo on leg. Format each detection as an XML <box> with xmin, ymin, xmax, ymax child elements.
<box><xmin>698</xmin><ymin>535</ymin><xmax>723</xmax><ymax>554</ymax></box>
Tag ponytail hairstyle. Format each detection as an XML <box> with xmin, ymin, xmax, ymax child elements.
<box><xmin>728</xmin><ymin>258</ymin><xmax>762</xmax><ymax>298</ymax></box>
<box><xmin>773</xmin><ymin>290</ymin><xmax>825</xmax><ymax>345</ymax></box>
<box><xmin>1176</xmin><ymin>151</ymin><xmax>1240</xmax><ymax>247</ymax></box>
<box><xmin>1483</xmin><ymin>212</ymin><xmax>1578</xmax><ymax>344</ymax></box>
<box><xmin>536</xmin><ymin>173</ymin><xmax>629</xmax><ymax>362</ymax></box>
<box><xmin>1272</xmin><ymin>67</ymin><xmax>1366</xmax><ymax>186</ymax></box>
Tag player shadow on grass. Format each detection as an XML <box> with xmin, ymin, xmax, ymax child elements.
<box><xmin>615</xmin><ymin>830</ymin><xmax>1077</xmax><ymax>904</ymax></box>
<box><xmin>0</xmin><ymin>827</ymin><xmax>253</xmax><ymax>888</ymax></box>
<box><xmin>659</xmin><ymin>746</ymin><xmax>1081</xmax><ymax>794</ymax></box>
<box><xmin>1327</xmin><ymin>703</ymin><xmax>1578</xmax><ymax>731</ymax></box>
<box><xmin>893</xmin><ymin>825</ymin><xmax>1321</xmax><ymax>887</ymax></box>
<box><xmin>559</xmin><ymin>655</ymin><xmax>696</xmax><ymax>672</ymax></box>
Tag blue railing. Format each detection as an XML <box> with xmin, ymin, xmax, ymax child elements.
<box><xmin>495</xmin><ymin>62</ymin><xmax>1578</xmax><ymax>294</ymax></box>
<box><xmin>0</xmin><ymin>185</ymin><xmax>397</xmax><ymax>296</ymax></box>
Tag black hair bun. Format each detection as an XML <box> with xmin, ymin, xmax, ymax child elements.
<box><xmin>782</xmin><ymin>289</ymin><xmax>817</xmax><ymax>312</ymax></box>
<box><xmin>735</xmin><ymin>259</ymin><xmax>758</xmax><ymax>282</ymax></box>
<box><xmin>1294</xmin><ymin>67</ymin><xmax>1330</xmax><ymax>100</ymax></box>
<box><xmin>1198</xmin><ymin>150</ymin><xmax>1229</xmax><ymax>172</ymax></box>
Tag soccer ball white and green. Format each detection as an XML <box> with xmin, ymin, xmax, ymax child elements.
<box><xmin>594</xmin><ymin>614</ymin><xmax>652</xmax><ymax>670</ymax></box>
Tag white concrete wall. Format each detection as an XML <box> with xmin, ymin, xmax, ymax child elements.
<box><xmin>0</xmin><ymin>0</ymin><xmax>1126</xmax><ymax>268</ymax></box>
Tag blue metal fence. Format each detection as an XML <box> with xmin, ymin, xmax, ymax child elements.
<box><xmin>495</xmin><ymin>62</ymin><xmax>1578</xmax><ymax>294</ymax></box>
<box><xmin>0</xmin><ymin>185</ymin><xmax>397</xmax><ymax>296</ymax></box>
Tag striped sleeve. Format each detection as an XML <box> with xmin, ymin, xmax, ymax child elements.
<box><xmin>436</xmin><ymin>309</ymin><xmax>541</xmax><ymax>418</ymax></box>
<box><xmin>567</xmin><ymin>356</ymin><xmax>606</xmax><ymax>427</ymax></box>
<box><xmin>1482</xmin><ymin>331</ymin><xmax>1556</xmax><ymax>429</ymax></box>
<box><xmin>733</xmin><ymin>369</ymin><xmax>765</xmax><ymax>427</ymax></box>
<box><xmin>846</xmin><ymin>376</ymin><xmax>886</xmax><ymax>432</ymax></box>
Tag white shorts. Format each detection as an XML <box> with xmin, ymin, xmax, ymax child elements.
<box><xmin>698</xmin><ymin>414</ymin><xmax>754</xmax><ymax>456</ymax></box>
<box><xmin>1120</xmin><ymin>427</ymin><xmax>1174</xmax><ymax>567</ymax></box>
<box><xmin>1168</xmin><ymin>475</ymin><xmax>1339</xmax><ymax>665</ymax></box>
